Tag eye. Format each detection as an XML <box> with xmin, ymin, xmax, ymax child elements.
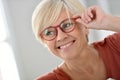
<box><xmin>61</xmin><ymin>22</ymin><xmax>74</xmax><ymax>30</ymax></box>
<box><xmin>43</xmin><ymin>28</ymin><xmax>55</xmax><ymax>36</ymax></box>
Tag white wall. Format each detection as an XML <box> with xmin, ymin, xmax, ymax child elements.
<box><xmin>2</xmin><ymin>0</ymin><xmax>120</xmax><ymax>80</ymax></box>
<box><xmin>3</xmin><ymin>0</ymin><xmax>62</xmax><ymax>80</ymax></box>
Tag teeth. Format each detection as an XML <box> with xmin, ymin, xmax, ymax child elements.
<box><xmin>60</xmin><ymin>42</ymin><xmax>73</xmax><ymax>49</ymax></box>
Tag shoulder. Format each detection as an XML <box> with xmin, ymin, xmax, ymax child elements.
<box><xmin>92</xmin><ymin>32</ymin><xmax>120</xmax><ymax>56</ymax></box>
<box><xmin>91</xmin><ymin>32</ymin><xmax>120</xmax><ymax>55</ymax></box>
<box><xmin>92</xmin><ymin>33</ymin><xmax>120</xmax><ymax>79</ymax></box>
<box><xmin>105</xmin><ymin>32</ymin><xmax>120</xmax><ymax>42</ymax></box>
<box><xmin>35</xmin><ymin>70</ymin><xmax>57</xmax><ymax>80</ymax></box>
<box><xmin>93</xmin><ymin>32</ymin><xmax>120</xmax><ymax>46</ymax></box>
<box><xmin>35</xmin><ymin>67</ymin><xmax>71</xmax><ymax>80</ymax></box>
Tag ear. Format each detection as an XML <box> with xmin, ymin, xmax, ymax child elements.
<box><xmin>83</xmin><ymin>25</ymin><xmax>89</xmax><ymax>35</ymax></box>
<box><xmin>83</xmin><ymin>26</ymin><xmax>89</xmax><ymax>42</ymax></box>
<box><xmin>85</xmin><ymin>26</ymin><xmax>89</xmax><ymax>35</ymax></box>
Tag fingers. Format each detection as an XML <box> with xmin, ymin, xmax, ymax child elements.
<box><xmin>75</xmin><ymin>5</ymin><xmax>106</xmax><ymax>30</ymax></box>
<box><xmin>87</xmin><ymin>7</ymin><xmax>94</xmax><ymax>18</ymax></box>
<box><xmin>73</xmin><ymin>14</ymin><xmax>89</xmax><ymax>28</ymax></box>
<box><xmin>73</xmin><ymin>6</ymin><xmax>97</xmax><ymax>28</ymax></box>
<box><xmin>81</xmin><ymin>7</ymin><xmax>94</xmax><ymax>23</ymax></box>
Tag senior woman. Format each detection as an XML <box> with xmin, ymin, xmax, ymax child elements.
<box><xmin>32</xmin><ymin>0</ymin><xmax>120</xmax><ymax>80</ymax></box>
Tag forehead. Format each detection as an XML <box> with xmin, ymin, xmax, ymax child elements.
<box><xmin>52</xmin><ymin>10</ymin><xmax>74</xmax><ymax>26</ymax></box>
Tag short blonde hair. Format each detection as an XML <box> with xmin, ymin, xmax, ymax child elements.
<box><xmin>32</xmin><ymin>0</ymin><xmax>85</xmax><ymax>42</ymax></box>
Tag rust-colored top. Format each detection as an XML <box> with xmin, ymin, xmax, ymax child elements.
<box><xmin>37</xmin><ymin>67</ymin><xmax>71</xmax><ymax>80</ymax></box>
<box><xmin>93</xmin><ymin>32</ymin><xmax>120</xmax><ymax>79</ymax></box>
<box><xmin>37</xmin><ymin>33</ymin><xmax>120</xmax><ymax>80</ymax></box>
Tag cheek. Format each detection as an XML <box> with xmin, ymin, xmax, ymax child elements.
<box><xmin>73</xmin><ymin>26</ymin><xmax>83</xmax><ymax>37</ymax></box>
<box><xmin>46</xmin><ymin>41</ymin><xmax>61</xmax><ymax>57</ymax></box>
<box><xmin>73</xmin><ymin>26</ymin><xmax>88</xmax><ymax>42</ymax></box>
<box><xmin>46</xmin><ymin>41</ymin><xmax>54</xmax><ymax>48</ymax></box>
<box><xmin>45</xmin><ymin>41</ymin><xmax>56</xmax><ymax>53</ymax></box>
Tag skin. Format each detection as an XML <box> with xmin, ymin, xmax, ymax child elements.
<box><xmin>80</xmin><ymin>5</ymin><xmax>120</xmax><ymax>32</ymax></box>
<box><xmin>44</xmin><ymin>10</ymin><xmax>89</xmax><ymax>60</ymax></box>
<box><xmin>42</xmin><ymin>5</ymin><xmax>120</xmax><ymax>80</ymax></box>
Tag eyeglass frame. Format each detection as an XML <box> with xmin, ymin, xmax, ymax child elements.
<box><xmin>39</xmin><ymin>16</ymin><xmax>81</xmax><ymax>41</ymax></box>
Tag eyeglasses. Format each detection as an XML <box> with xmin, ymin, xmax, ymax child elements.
<box><xmin>40</xmin><ymin>16</ymin><xmax>80</xmax><ymax>41</ymax></box>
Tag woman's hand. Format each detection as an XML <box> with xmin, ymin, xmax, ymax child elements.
<box><xmin>76</xmin><ymin>5</ymin><xmax>120</xmax><ymax>32</ymax></box>
<box><xmin>79</xmin><ymin>5</ymin><xmax>108</xmax><ymax>30</ymax></box>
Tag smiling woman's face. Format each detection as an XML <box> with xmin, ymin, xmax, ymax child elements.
<box><xmin>43</xmin><ymin>10</ymin><xmax>89</xmax><ymax>60</ymax></box>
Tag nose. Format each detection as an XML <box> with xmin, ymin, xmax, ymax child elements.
<box><xmin>56</xmin><ymin>28</ymin><xmax>68</xmax><ymax>42</ymax></box>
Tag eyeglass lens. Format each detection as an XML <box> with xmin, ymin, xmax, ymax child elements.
<box><xmin>41</xmin><ymin>18</ymin><xmax>77</xmax><ymax>41</ymax></box>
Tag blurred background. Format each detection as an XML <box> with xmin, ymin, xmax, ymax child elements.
<box><xmin>0</xmin><ymin>0</ymin><xmax>119</xmax><ymax>80</ymax></box>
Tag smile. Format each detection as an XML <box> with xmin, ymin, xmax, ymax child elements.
<box><xmin>57</xmin><ymin>40</ymin><xmax>75</xmax><ymax>49</ymax></box>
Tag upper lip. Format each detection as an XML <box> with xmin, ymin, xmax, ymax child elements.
<box><xmin>56</xmin><ymin>40</ymin><xmax>75</xmax><ymax>49</ymax></box>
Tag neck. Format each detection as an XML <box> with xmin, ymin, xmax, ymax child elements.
<box><xmin>65</xmin><ymin>45</ymin><xmax>99</xmax><ymax>68</ymax></box>
<box><xmin>60</xmin><ymin>45</ymin><xmax>106</xmax><ymax>80</ymax></box>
